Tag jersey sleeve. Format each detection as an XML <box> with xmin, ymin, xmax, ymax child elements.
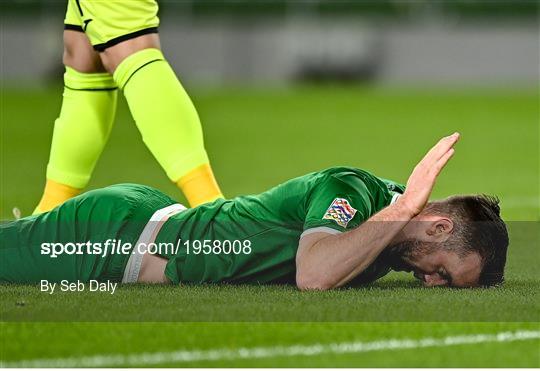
<box><xmin>303</xmin><ymin>173</ymin><xmax>373</xmax><ymax>234</ymax></box>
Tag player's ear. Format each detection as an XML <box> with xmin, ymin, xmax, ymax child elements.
<box><xmin>426</xmin><ymin>217</ymin><xmax>453</xmax><ymax>241</ymax></box>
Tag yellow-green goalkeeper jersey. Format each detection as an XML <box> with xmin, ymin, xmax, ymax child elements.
<box><xmin>157</xmin><ymin>167</ymin><xmax>405</xmax><ymax>286</ymax></box>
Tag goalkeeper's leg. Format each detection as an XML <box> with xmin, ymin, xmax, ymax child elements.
<box><xmin>34</xmin><ymin>30</ymin><xmax>117</xmax><ymax>214</ymax></box>
<box><xmin>101</xmin><ymin>34</ymin><xmax>223</xmax><ymax>206</ymax></box>
<box><xmin>100</xmin><ymin>36</ymin><xmax>223</xmax><ymax>207</ymax></box>
<box><xmin>58</xmin><ymin>0</ymin><xmax>223</xmax><ymax>207</ymax></box>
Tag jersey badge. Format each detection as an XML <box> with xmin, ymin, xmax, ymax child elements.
<box><xmin>322</xmin><ymin>198</ymin><xmax>357</xmax><ymax>228</ymax></box>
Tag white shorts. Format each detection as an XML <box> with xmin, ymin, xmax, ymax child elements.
<box><xmin>122</xmin><ymin>203</ymin><xmax>186</xmax><ymax>283</ymax></box>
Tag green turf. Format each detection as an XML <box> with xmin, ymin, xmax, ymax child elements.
<box><xmin>1</xmin><ymin>322</ymin><xmax>539</xmax><ymax>367</ymax></box>
<box><xmin>1</xmin><ymin>85</ymin><xmax>539</xmax><ymax>367</ymax></box>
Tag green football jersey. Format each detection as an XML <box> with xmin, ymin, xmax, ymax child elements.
<box><xmin>157</xmin><ymin>167</ymin><xmax>405</xmax><ymax>286</ymax></box>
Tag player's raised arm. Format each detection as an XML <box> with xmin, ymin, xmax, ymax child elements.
<box><xmin>295</xmin><ymin>133</ymin><xmax>460</xmax><ymax>290</ymax></box>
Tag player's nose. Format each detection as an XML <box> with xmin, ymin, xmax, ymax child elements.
<box><xmin>423</xmin><ymin>273</ymin><xmax>448</xmax><ymax>287</ymax></box>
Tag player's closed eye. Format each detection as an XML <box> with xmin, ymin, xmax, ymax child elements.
<box><xmin>438</xmin><ymin>268</ymin><xmax>452</xmax><ymax>285</ymax></box>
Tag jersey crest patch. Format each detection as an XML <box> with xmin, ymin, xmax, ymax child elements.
<box><xmin>322</xmin><ymin>198</ymin><xmax>357</xmax><ymax>228</ymax></box>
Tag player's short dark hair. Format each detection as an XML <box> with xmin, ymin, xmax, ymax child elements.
<box><xmin>425</xmin><ymin>195</ymin><xmax>509</xmax><ymax>287</ymax></box>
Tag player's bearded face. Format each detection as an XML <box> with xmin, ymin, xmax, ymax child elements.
<box><xmin>384</xmin><ymin>239</ymin><xmax>441</xmax><ymax>273</ymax></box>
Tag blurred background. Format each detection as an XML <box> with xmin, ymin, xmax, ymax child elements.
<box><xmin>1</xmin><ymin>0</ymin><xmax>538</xmax><ymax>221</ymax></box>
<box><xmin>1</xmin><ymin>0</ymin><xmax>538</xmax><ymax>86</ymax></box>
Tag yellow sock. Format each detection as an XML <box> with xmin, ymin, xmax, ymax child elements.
<box><xmin>114</xmin><ymin>49</ymin><xmax>224</xmax><ymax>207</ymax></box>
<box><xmin>33</xmin><ymin>179</ymin><xmax>81</xmax><ymax>214</ymax></box>
<box><xmin>34</xmin><ymin>67</ymin><xmax>117</xmax><ymax>215</ymax></box>
<box><xmin>176</xmin><ymin>164</ymin><xmax>223</xmax><ymax>207</ymax></box>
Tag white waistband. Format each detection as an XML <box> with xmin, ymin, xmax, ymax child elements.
<box><xmin>122</xmin><ymin>203</ymin><xmax>187</xmax><ymax>283</ymax></box>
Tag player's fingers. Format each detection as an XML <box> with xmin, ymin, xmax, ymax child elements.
<box><xmin>433</xmin><ymin>148</ymin><xmax>455</xmax><ymax>175</ymax></box>
<box><xmin>432</xmin><ymin>133</ymin><xmax>459</xmax><ymax>160</ymax></box>
<box><xmin>423</xmin><ymin>133</ymin><xmax>460</xmax><ymax>163</ymax></box>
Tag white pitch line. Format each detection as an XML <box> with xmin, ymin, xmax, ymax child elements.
<box><xmin>2</xmin><ymin>330</ymin><xmax>539</xmax><ymax>368</ymax></box>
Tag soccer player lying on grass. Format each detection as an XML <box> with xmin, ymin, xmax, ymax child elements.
<box><xmin>0</xmin><ymin>134</ymin><xmax>509</xmax><ymax>289</ymax></box>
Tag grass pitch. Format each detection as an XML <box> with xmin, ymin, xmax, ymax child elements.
<box><xmin>1</xmin><ymin>85</ymin><xmax>539</xmax><ymax>367</ymax></box>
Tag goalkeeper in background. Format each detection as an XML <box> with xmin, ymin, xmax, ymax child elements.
<box><xmin>34</xmin><ymin>0</ymin><xmax>223</xmax><ymax>214</ymax></box>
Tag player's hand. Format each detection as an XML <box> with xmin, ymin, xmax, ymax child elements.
<box><xmin>399</xmin><ymin>133</ymin><xmax>460</xmax><ymax>216</ymax></box>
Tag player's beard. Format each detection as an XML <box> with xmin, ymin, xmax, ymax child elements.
<box><xmin>382</xmin><ymin>239</ymin><xmax>440</xmax><ymax>273</ymax></box>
